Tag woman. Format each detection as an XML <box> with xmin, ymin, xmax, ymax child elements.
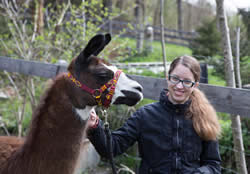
<box><xmin>87</xmin><ymin>55</ymin><xmax>221</xmax><ymax>174</ymax></box>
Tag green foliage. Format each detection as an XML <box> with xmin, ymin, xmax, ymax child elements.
<box><xmin>207</xmin><ymin>68</ymin><xmax>226</xmax><ymax>86</ymax></box>
<box><xmin>0</xmin><ymin>16</ymin><xmax>9</xmax><ymax>36</ymax></box>
<box><xmin>238</xmin><ymin>9</ymin><xmax>250</xmax><ymax>40</ymax></box>
<box><xmin>219</xmin><ymin>117</ymin><xmax>250</xmax><ymax>173</ymax></box>
<box><xmin>0</xmin><ymin>98</ymin><xmax>21</xmax><ymax>134</ymax></box>
<box><xmin>219</xmin><ymin>119</ymin><xmax>235</xmax><ymax>171</ymax></box>
<box><xmin>207</xmin><ymin>56</ymin><xmax>225</xmax><ymax>80</ymax></box>
<box><xmin>190</xmin><ymin>19</ymin><xmax>222</xmax><ymax>59</ymax></box>
<box><xmin>0</xmin><ymin>0</ymin><xmax>120</xmax><ymax>62</ymax></box>
<box><xmin>240</xmin><ymin>58</ymin><xmax>250</xmax><ymax>85</ymax></box>
<box><xmin>0</xmin><ymin>73</ymin><xmax>47</xmax><ymax>136</ymax></box>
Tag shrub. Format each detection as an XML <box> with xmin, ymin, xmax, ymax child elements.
<box><xmin>190</xmin><ymin>19</ymin><xmax>222</xmax><ymax>60</ymax></box>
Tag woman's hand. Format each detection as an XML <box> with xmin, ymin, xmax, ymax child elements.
<box><xmin>87</xmin><ymin>110</ymin><xmax>99</xmax><ymax>129</ymax></box>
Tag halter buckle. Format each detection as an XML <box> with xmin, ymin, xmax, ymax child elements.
<box><xmin>93</xmin><ymin>89</ymin><xmax>102</xmax><ymax>98</ymax></box>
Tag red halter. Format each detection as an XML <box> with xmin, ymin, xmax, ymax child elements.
<box><xmin>66</xmin><ymin>70</ymin><xmax>122</xmax><ymax>108</ymax></box>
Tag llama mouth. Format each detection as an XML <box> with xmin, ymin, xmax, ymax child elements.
<box><xmin>113</xmin><ymin>90</ymin><xmax>142</xmax><ymax>106</ymax></box>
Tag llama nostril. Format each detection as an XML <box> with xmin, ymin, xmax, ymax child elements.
<box><xmin>134</xmin><ymin>86</ymin><xmax>143</xmax><ymax>92</ymax></box>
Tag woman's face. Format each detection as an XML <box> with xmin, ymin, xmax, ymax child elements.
<box><xmin>167</xmin><ymin>64</ymin><xmax>198</xmax><ymax>104</ymax></box>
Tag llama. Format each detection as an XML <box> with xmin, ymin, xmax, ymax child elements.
<box><xmin>0</xmin><ymin>33</ymin><xmax>143</xmax><ymax>174</ymax></box>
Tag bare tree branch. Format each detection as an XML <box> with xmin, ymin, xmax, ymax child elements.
<box><xmin>4</xmin><ymin>71</ymin><xmax>21</xmax><ymax>100</ymax></box>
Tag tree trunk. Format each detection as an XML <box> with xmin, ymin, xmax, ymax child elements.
<box><xmin>135</xmin><ymin>0</ymin><xmax>143</xmax><ymax>53</ymax></box>
<box><xmin>153</xmin><ymin>1</ymin><xmax>160</xmax><ymax>26</ymax></box>
<box><xmin>102</xmin><ymin>0</ymin><xmax>112</xmax><ymax>34</ymax></box>
<box><xmin>235</xmin><ymin>27</ymin><xmax>242</xmax><ymax>88</ymax></box>
<box><xmin>34</xmin><ymin>0</ymin><xmax>44</xmax><ymax>36</ymax></box>
<box><xmin>177</xmin><ymin>0</ymin><xmax>183</xmax><ymax>35</ymax></box>
<box><xmin>116</xmin><ymin>0</ymin><xmax>124</xmax><ymax>10</ymax></box>
<box><xmin>82</xmin><ymin>0</ymin><xmax>86</xmax><ymax>39</ymax></box>
<box><xmin>160</xmin><ymin>0</ymin><xmax>167</xmax><ymax>78</ymax></box>
<box><xmin>108</xmin><ymin>0</ymin><xmax>112</xmax><ymax>35</ymax></box>
<box><xmin>38</xmin><ymin>0</ymin><xmax>44</xmax><ymax>35</ymax></box>
<box><xmin>216</xmin><ymin>1</ymin><xmax>247</xmax><ymax>174</ymax></box>
<box><xmin>18</xmin><ymin>90</ymin><xmax>27</xmax><ymax>137</ymax></box>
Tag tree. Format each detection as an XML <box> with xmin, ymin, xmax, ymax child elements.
<box><xmin>190</xmin><ymin>19</ymin><xmax>221</xmax><ymax>58</ymax></box>
<box><xmin>216</xmin><ymin>1</ymin><xmax>247</xmax><ymax>173</ymax></box>
<box><xmin>238</xmin><ymin>9</ymin><xmax>250</xmax><ymax>40</ymax></box>
<box><xmin>238</xmin><ymin>9</ymin><xmax>250</xmax><ymax>57</ymax></box>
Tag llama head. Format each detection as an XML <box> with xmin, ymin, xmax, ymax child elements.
<box><xmin>67</xmin><ymin>33</ymin><xmax>143</xmax><ymax>109</ymax></box>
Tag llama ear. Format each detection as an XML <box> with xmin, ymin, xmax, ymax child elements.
<box><xmin>76</xmin><ymin>33</ymin><xmax>111</xmax><ymax>65</ymax></box>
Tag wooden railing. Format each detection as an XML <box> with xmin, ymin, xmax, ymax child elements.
<box><xmin>98</xmin><ymin>19</ymin><xmax>196</xmax><ymax>47</ymax></box>
<box><xmin>0</xmin><ymin>56</ymin><xmax>249</xmax><ymax>118</ymax></box>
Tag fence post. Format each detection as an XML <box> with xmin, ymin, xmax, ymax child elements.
<box><xmin>200</xmin><ymin>63</ymin><xmax>208</xmax><ymax>83</ymax></box>
<box><xmin>144</xmin><ymin>26</ymin><xmax>154</xmax><ymax>54</ymax></box>
<box><xmin>108</xmin><ymin>0</ymin><xmax>112</xmax><ymax>35</ymax></box>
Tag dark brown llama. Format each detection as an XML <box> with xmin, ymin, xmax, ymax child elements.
<box><xmin>0</xmin><ymin>33</ymin><xmax>143</xmax><ymax>174</ymax></box>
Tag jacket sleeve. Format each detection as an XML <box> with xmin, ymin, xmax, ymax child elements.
<box><xmin>196</xmin><ymin>140</ymin><xmax>221</xmax><ymax>174</ymax></box>
<box><xmin>87</xmin><ymin>110</ymin><xmax>141</xmax><ymax>158</ymax></box>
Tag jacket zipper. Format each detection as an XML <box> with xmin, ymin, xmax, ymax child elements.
<box><xmin>176</xmin><ymin>119</ymin><xmax>180</xmax><ymax>173</ymax></box>
<box><xmin>177</xmin><ymin>119</ymin><xmax>179</xmax><ymax>146</ymax></box>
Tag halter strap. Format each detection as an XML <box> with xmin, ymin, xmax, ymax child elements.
<box><xmin>102</xmin><ymin>70</ymin><xmax>122</xmax><ymax>107</ymax></box>
<box><xmin>66</xmin><ymin>70</ymin><xmax>122</xmax><ymax>108</ymax></box>
<box><xmin>66</xmin><ymin>73</ymin><xmax>96</xmax><ymax>94</ymax></box>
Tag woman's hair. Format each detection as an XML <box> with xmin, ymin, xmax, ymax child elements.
<box><xmin>168</xmin><ymin>55</ymin><xmax>221</xmax><ymax>141</ymax></box>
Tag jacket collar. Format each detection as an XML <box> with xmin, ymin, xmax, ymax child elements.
<box><xmin>159</xmin><ymin>89</ymin><xmax>191</xmax><ymax>114</ymax></box>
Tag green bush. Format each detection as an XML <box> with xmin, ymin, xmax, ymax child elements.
<box><xmin>190</xmin><ymin>19</ymin><xmax>221</xmax><ymax>60</ymax></box>
<box><xmin>219</xmin><ymin>115</ymin><xmax>250</xmax><ymax>173</ymax></box>
<box><xmin>240</xmin><ymin>56</ymin><xmax>250</xmax><ymax>85</ymax></box>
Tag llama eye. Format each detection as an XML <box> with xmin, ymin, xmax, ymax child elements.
<box><xmin>93</xmin><ymin>69</ymin><xmax>114</xmax><ymax>82</ymax></box>
<box><xmin>97</xmin><ymin>73</ymin><xmax>107</xmax><ymax>78</ymax></box>
<box><xmin>95</xmin><ymin>73</ymin><xmax>112</xmax><ymax>82</ymax></box>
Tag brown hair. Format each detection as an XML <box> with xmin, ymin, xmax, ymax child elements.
<box><xmin>168</xmin><ymin>56</ymin><xmax>221</xmax><ymax>140</ymax></box>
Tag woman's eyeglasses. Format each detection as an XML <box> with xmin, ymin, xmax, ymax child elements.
<box><xmin>168</xmin><ymin>75</ymin><xmax>195</xmax><ymax>88</ymax></box>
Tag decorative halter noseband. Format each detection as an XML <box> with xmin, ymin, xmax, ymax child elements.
<box><xmin>66</xmin><ymin>70</ymin><xmax>122</xmax><ymax>108</ymax></box>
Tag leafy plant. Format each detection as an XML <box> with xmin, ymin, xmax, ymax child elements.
<box><xmin>219</xmin><ymin>117</ymin><xmax>250</xmax><ymax>173</ymax></box>
<box><xmin>190</xmin><ymin>19</ymin><xmax>222</xmax><ymax>60</ymax></box>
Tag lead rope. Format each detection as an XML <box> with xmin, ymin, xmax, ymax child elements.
<box><xmin>102</xmin><ymin>109</ymin><xmax>117</xmax><ymax>174</ymax></box>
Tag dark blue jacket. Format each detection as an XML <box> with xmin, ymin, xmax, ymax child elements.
<box><xmin>88</xmin><ymin>89</ymin><xmax>221</xmax><ymax>174</ymax></box>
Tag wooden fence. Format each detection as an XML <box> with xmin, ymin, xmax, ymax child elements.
<box><xmin>97</xmin><ymin>19</ymin><xmax>196</xmax><ymax>47</ymax></box>
<box><xmin>0</xmin><ymin>56</ymin><xmax>249</xmax><ymax>118</ymax></box>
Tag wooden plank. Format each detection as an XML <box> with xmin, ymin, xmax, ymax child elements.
<box><xmin>0</xmin><ymin>57</ymin><xmax>249</xmax><ymax>117</ymax></box>
<box><xmin>0</xmin><ymin>56</ymin><xmax>59</xmax><ymax>78</ymax></box>
<box><xmin>128</xmin><ymin>75</ymin><xmax>167</xmax><ymax>100</ymax></box>
<box><xmin>199</xmin><ymin>84</ymin><xmax>250</xmax><ymax>117</ymax></box>
<box><xmin>129</xmin><ymin>75</ymin><xmax>250</xmax><ymax>118</ymax></box>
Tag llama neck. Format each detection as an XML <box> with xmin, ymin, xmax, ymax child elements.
<box><xmin>9</xmin><ymin>76</ymin><xmax>94</xmax><ymax>174</ymax></box>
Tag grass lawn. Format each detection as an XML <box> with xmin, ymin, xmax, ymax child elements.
<box><xmin>208</xmin><ymin>68</ymin><xmax>226</xmax><ymax>86</ymax></box>
<box><xmin>113</xmin><ymin>37</ymin><xmax>192</xmax><ymax>62</ymax></box>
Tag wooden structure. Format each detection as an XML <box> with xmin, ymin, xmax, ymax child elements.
<box><xmin>0</xmin><ymin>56</ymin><xmax>249</xmax><ymax>118</ymax></box>
<box><xmin>89</xmin><ymin>19</ymin><xmax>196</xmax><ymax>47</ymax></box>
